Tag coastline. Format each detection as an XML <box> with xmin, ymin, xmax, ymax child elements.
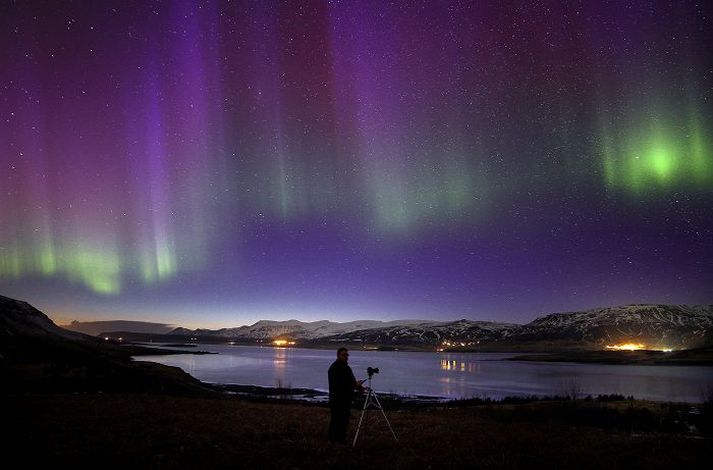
<box><xmin>129</xmin><ymin>343</ymin><xmax>713</xmax><ymax>404</ymax></box>
<box><xmin>507</xmin><ymin>348</ymin><xmax>713</xmax><ymax>365</ymax></box>
<box><xmin>207</xmin><ymin>382</ymin><xmax>713</xmax><ymax>407</ymax></box>
<box><xmin>128</xmin><ymin>340</ymin><xmax>713</xmax><ymax>366</ymax></box>
<box><xmin>210</xmin><ymin>383</ymin><xmax>449</xmax><ymax>407</ymax></box>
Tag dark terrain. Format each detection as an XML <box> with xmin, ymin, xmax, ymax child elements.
<box><xmin>1</xmin><ymin>294</ymin><xmax>711</xmax><ymax>468</ymax></box>
<box><xmin>0</xmin><ymin>294</ymin><xmax>212</xmax><ymax>394</ymax></box>
<box><xmin>3</xmin><ymin>393</ymin><xmax>711</xmax><ymax>469</ymax></box>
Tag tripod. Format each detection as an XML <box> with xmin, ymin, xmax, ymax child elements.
<box><xmin>352</xmin><ymin>375</ymin><xmax>398</xmax><ymax>447</ymax></box>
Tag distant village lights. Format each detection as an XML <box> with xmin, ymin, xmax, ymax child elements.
<box><xmin>605</xmin><ymin>343</ymin><xmax>646</xmax><ymax>351</ymax></box>
<box><xmin>437</xmin><ymin>339</ymin><xmax>479</xmax><ymax>351</ymax></box>
<box><xmin>605</xmin><ymin>343</ymin><xmax>674</xmax><ymax>352</ymax></box>
<box><xmin>272</xmin><ymin>339</ymin><xmax>295</xmax><ymax>347</ymax></box>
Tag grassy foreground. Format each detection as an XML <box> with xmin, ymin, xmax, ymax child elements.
<box><xmin>2</xmin><ymin>394</ymin><xmax>709</xmax><ymax>469</ymax></box>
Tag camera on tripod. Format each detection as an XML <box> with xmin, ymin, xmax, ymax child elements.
<box><xmin>353</xmin><ymin>365</ymin><xmax>398</xmax><ymax>447</ymax></box>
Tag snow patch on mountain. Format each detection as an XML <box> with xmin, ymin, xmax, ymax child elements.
<box><xmin>167</xmin><ymin>304</ymin><xmax>713</xmax><ymax>349</ymax></box>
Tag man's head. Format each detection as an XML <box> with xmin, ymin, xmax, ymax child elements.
<box><xmin>336</xmin><ymin>347</ymin><xmax>349</xmax><ymax>362</ymax></box>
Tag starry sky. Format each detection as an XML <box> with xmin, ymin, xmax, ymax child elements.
<box><xmin>1</xmin><ymin>1</ymin><xmax>711</xmax><ymax>328</ymax></box>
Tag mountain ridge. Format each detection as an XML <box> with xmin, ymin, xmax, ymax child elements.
<box><xmin>59</xmin><ymin>302</ymin><xmax>713</xmax><ymax>351</ymax></box>
<box><xmin>158</xmin><ymin>303</ymin><xmax>713</xmax><ymax>351</ymax></box>
<box><xmin>61</xmin><ymin>320</ymin><xmax>177</xmax><ymax>337</ymax></box>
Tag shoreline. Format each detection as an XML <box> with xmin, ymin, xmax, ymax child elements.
<box><xmin>210</xmin><ymin>383</ymin><xmax>449</xmax><ymax>406</ymax></box>
<box><xmin>206</xmin><ymin>382</ymin><xmax>713</xmax><ymax>406</ymax></box>
<box><xmin>129</xmin><ymin>344</ymin><xmax>713</xmax><ymax>404</ymax></box>
<box><xmin>508</xmin><ymin>348</ymin><xmax>713</xmax><ymax>366</ymax></box>
<box><xmin>128</xmin><ymin>341</ymin><xmax>713</xmax><ymax>366</ymax></box>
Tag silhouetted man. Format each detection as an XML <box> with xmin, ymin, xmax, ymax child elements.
<box><xmin>328</xmin><ymin>347</ymin><xmax>364</xmax><ymax>443</ymax></box>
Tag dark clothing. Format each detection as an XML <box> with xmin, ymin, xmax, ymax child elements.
<box><xmin>328</xmin><ymin>360</ymin><xmax>357</xmax><ymax>408</ymax></box>
<box><xmin>328</xmin><ymin>359</ymin><xmax>357</xmax><ymax>443</ymax></box>
<box><xmin>328</xmin><ymin>406</ymin><xmax>351</xmax><ymax>443</ymax></box>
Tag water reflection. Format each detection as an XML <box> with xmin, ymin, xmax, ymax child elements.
<box><xmin>440</xmin><ymin>359</ymin><xmax>480</xmax><ymax>373</ymax></box>
<box><xmin>273</xmin><ymin>347</ymin><xmax>287</xmax><ymax>369</ymax></box>
<box><xmin>137</xmin><ymin>345</ymin><xmax>713</xmax><ymax>403</ymax></box>
<box><xmin>273</xmin><ymin>347</ymin><xmax>289</xmax><ymax>388</ymax></box>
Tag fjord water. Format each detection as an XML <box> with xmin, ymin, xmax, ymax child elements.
<box><xmin>137</xmin><ymin>345</ymin><xmax>713</xmax><ymax>403</ymax></box>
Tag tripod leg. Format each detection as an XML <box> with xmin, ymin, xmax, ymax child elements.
<box><xmin>352</xmin><ymin>390</ymin><xmax>371</xmax><ymax>447</ymax></box>
<box><xmin>372</xmin><ymin>392</ymin><xmax>398</xmax><ymax>442</ymax></box>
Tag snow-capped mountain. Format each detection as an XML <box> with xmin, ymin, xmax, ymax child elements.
<box><xmin>166</xmin><ymin>304</ymin><xmax>713</xmax><ymax>350</ymax></box>
<box><xmin>513</xmin><ymin>304</ymin><xmax>713</xmax><ymax>350</ymax></box>
<box><xmin>169</xmin><ymin>319</ymin><xmax>428</xmax><ymax>340</ymax></box>
<box><xmin>318</xmin><ymin>304</ymin><xmax>713</xmax><ymax>350</ymax></box>
<box><xmin>318</xmin><ymin>319</ymin><xmax>519</xmax><ymax>345</ymax></box>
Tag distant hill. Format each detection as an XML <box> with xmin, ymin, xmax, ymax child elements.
<box><xmin>169</xmin><ymin>319</ymin><xmax>428</xmax><ymax>340</ymax></box>
<box><xmin>163</xmin><ymin>304</ymin><xmax>713</xmax><ymax>352</ymax></box>
<box><xmin>508</xmin><ymin>304</ymin><xmax>713</xmax><ymax>350</ymax></box>
<box><xmin>0</xmin><ymin>294</ymin><xmax>211</xmax><ymax>394</ymax></box>
<box><xmin>62</xmin><ymin>320</ymin><xmax>176</xmax><ymax>336</ymax></box>
<box><xmin>314</xmin><ymin>305</ymin><xmax>713</xmax><ymax>351</ymax></box>
<box><xmin>314</xmin><ymin>319</ymin><xmax>519</xmax><ymax>347</ymax></box>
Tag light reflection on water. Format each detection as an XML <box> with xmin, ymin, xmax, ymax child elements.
<box><xmin>273</xmin><ymin>347</ymin><xmax>287</xmax><ymax>368</ymax></box>
<box><xmin>273</xmin><ymin>347</ymin><xmax>287</xmax><ymax>387</ymax></box>
<box><xmin>136</xmin><ymin>344</ymin><xmax>713</xmax><ymax>402</ymax></box>
<box><xmin>440</xmin><ymin>359</ymin><xmax>480</xmax><ymax>373</ymax></box>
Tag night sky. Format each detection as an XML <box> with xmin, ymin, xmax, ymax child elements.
<box><xmin>1</xmin><ymin>1</ymin><xmax>711</xmax><ymax>328</ymax></box>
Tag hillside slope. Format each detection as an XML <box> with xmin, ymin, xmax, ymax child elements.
<box><xmin>0</xmin><ymin>294</ymin><xmax>211</xmax><ymax>394</ymax></box>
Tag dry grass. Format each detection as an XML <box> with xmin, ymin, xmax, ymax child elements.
<box><xmin>2</xmin><ymin>393</ymin><xmax>709</xmax><ymax>469</ymax></box>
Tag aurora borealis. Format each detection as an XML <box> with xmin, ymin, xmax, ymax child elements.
<box><xmin>1</xmin><ymin>1</ymin><xmax>711</xmax><ymax>327</ymax></box>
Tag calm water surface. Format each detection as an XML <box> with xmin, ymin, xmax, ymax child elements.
<box><xmin>136</xmin><ymin>344</ymin><xmax>713</xmax><ymax>403</ymax></box>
